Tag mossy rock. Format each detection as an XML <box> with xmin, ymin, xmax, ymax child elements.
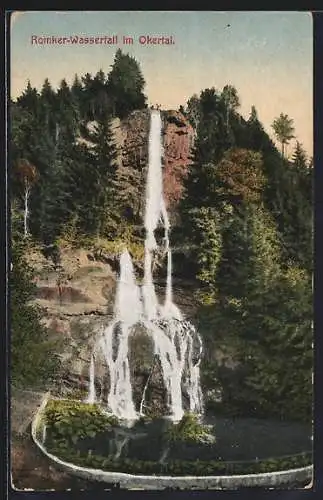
<box><xmin>166</xmin><ymin>413</ymin><xmax>216</xmax><ymax>445</ymax></box>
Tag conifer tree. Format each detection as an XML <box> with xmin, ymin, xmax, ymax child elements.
<box><xmin>11</xmin><ymin>236</ymin><xmax>60</xmax><ymax>388</ymax></box>
<box><xmin>292</xmin><ymin>141</ymin><xmax>308</xmax><ymax>170</ymax></box>
<box><xmin>107</xmin><ymin>49</ymin><xmax>147</xmax><ymax>118</ymax></box>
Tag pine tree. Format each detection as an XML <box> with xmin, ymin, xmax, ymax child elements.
<box><xmin>241</xmin><ymin>264</ymin><xmax>312</xmax><ymax>421</ymax></box>
<box><xmin>56</xmin><ymin>78</ymin><xmax>80</xmax><ymax>144</ymax></box>
<box><xmin>185</xmin><ymin>94</ymin><xmax>201</xmax><ymax>129</ymax></box>
<box><xmin>292</xmin><ymin>141</ymin><xmax>308</xmax><ymax>170</ymax></box>
<box><xmin>64</xmin><ymin>118</ymin><xmax>119</xmax><ymax>238</ymax></box>
<box><xmin>40</xmin><ymin>78</ymin><xmax>57</xmax><ymax>133</ymax></box>
<box><xmin>107</xmin><ymin>49</ymin><xmax>147</xmax><ymax>118</ymax></box>
<box><xmin>16</xmin><ymin>80</ymin><xmax>40</xmax><ymax>113</ymax></box>
<box><xmin>217</xmin><ymin>204</ymin><xmax>280</xmax><ymax>300</ymax></box>
<box><xmin>71</xmin><ymin>73</ymin><xmax>83</xmax><ymax>103</ymax></box>
<box><xmin>11</xmin><ymin>237</ymin><xmax>61</xmax><ymax>388</ymax></box>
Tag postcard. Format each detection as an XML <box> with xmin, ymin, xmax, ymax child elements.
<box><xmin>9</xmin><ymin>10</ymin><xmax>313</xmax><ymax>492</ymax></box>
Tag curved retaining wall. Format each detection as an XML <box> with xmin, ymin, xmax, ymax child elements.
<box><xmin>31</xmin><ymin>396</ymin><xmax>313</xmax><ymax>490</ymax></box>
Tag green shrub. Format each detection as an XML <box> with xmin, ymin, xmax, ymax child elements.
<box><xmin>166</xmin><ymin>413</ymin><xmax>216</xmax><ymax>445</ymax></box>
<box><xmin>44</xmin><ymin>399</ymin><xmax>119</xmax><ymax>445</ymax></box>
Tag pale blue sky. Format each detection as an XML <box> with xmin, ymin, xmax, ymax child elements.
<box><xmin>10</xmin><ymin>11</ymin><xmax>313</xmax><ymax>156</ymax></box>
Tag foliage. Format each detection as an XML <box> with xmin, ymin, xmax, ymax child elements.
<box><xmin>240</xmin><ymin>265</ymin><xmax>313</xmax><ymax>422</ymax></box>
<box><xmin>179</xmin><ymin>90</ymin><xmax>312</xmax><ymax>423</ymax></box>
<box><xmin>190</xmin><ymin>207</ymin><xmax>222</xmax><ymax>304</ymax></box>
<box><xmin>185</xmin><ymin>94</ymin><xmax>201</xmax><ymax>129</ymax></box>
<box><xmin>10</xmin><ymin>236</ymin><xmax>61</xmax><ymax>388</ymax></box>
<box><xmin>107</xmin><ymin>49</ymin><xmax>147</xmax><ymax>118</ymax></box>
<box><xmin>292</xmin><ymin>141</ymin><xmax>308</xmax><ymax>169</ymax></box>
<box><xmin>44</xmin><ymin>437</ymin><xmax>312</xmax><ymax>476</ymax></box>
<box><xmin>216</xmin><ymin>204</ymin><xmax>281</xmax><ymax>299</ymax></box>
<box><xmin>271</xmin><ymin>113</ymin><xmax>295</xmax><ymax>157</ymax></box>
<box><xmin>44</xmin><ymin>399</ymin><xmax>119</xmax><ymax>446</ymax></box>
<box><xmin>214</xmin><ymin>148</ymin><xmax>266</xmax><ymax>205</ymax></box>
<box><xmin>166</xmin><ymin>413</ymin><xmax>215</xmax><ymax>445</ymax></box>
<box><xmin>198</xmin><ymin>263</ymin><xmax>312</xmax><ymax>422</ymax></box>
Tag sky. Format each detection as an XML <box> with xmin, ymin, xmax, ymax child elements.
<box><xmin>10</xmin><ymin>11</ymin><xmax>313</xmax><ymax>157</ymax></box>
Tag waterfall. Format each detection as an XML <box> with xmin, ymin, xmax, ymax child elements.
<box><xmin>85</xmin><ymin>353</ymin><xmax>96</xmax><ymax>404</ymax></box>
<box><xmin>144</xmin><ymin>110</ymin><xmax>164</xmax><ymax>250</ymax></box>
<box><xmin>115</xmin><ymin>249</ymin><xmax>143</xmax><ymax>325</ymax></box>
<box><xmin>142</xmin><ymin>245</ymin><xmax>159</xmax><ymax>320</ymax></box>
<box><xmin>86</xmin><ymin>109</ymin><xmax>203</xmax><ymax>421</ymax></box>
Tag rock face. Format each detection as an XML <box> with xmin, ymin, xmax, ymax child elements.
<box><xmin>111</xmin><ymin>109</ymin><xmax>194</xmax><ymax>222</ymax></box>
<box><xmin>162</xmin><ymin>110</ymin><xmax>195</xmax><ymax>215</ymax></box>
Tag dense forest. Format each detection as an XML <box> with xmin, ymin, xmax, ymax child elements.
<box><xmin>11</xmin><ymin>49</ymin><xmax>313</xmax><ymax>423</ymax></box>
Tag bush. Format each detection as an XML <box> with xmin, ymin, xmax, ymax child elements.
<box><xmin>44</xmin><ymin>399</ymin><xmax>119</xmax><ymax>446</ymax></box>
<box><xmin>166</xmin><ymin>413</ymin><xmax>216</xmax><ymax>445</ymax></box>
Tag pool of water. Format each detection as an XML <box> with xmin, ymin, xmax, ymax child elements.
<box><xmin>70</xmin><ymin>416</ymin><xmax>312</xmax><ymax>463</ymax></box>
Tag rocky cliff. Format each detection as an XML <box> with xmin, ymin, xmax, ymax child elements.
<box><xmin>84</xmin><ymin>109</ymin><xmax>195</xmax><ymax>222</ymax></box>
<box><xmin>162</xmin><ymin>110</ymin><xmax>195</xmax><ymax>213</ymax></box>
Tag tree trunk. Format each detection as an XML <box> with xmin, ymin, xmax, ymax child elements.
<box><xmin>23</xmin><ymin>182</ymin><xmax>31</xmax><ymax>238</ymax></box>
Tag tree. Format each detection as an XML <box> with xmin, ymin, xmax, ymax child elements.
<box><xmin>292</xmin><ymin>141</ymin><xmax>308</xmax><ymax>170</ymax></box>
<box><xmin>192</xmin><ymin>207</ymin><xmax>222</xmax><ymax>304</ymax></box>
<box><xmin>220</xmin><ymin>85</ymin><xmax>240</xmax><ymax>129</ymax></box>
<box><xmin>213</xmin><ymin>148</ymin><xmax>266</xmax><ymax>206</ymax></box>
<box><xmin>91</xmin><ymin>69</ymin><xmax>112</xmax><ymax>121</ymax></box>
<box><xmin>185</xmin><ymin>94</ymin><xmax>201</xmax><ymax>130</ymax></box>
<box><xmin>64</xmin><ymin>117</ymin><xmax>119</xmax><ymax>238</ymax></box>
<box><xmin>107</xmin><ymin>49</ymin><xmax>147</xmax><ymax>118</ymax></box>
<box><xmin>40</xmin><ymin>78</ymin><xmax>57</xmax><ymax>133</ymax></box>
<box><xmin>240</xmin><ymin>265</ymin><xmax>312</xmax><ymax>421</ymax></box>
<box><xmin>56</xmin><ymin>78</ymin><xmax>80</xmax><ymax>144</ymax></box>
<box><xmin>71</xmin><ymin>73</ymin><xmax>83</xmax><ymax>101</ymax></box>
<box><xmin>16</xmin><ymin>80</ymin><xmax>40</xmax><ymax>113</ymax></box>
<box><xmin>11</xmin><ymin>237</ymin><xmax>61</xmax><ymax>388</ymax></box>
<box><xmin>217</xmin><ymin>204</ymin><xmax>281</xmax><ymax>300</ymax></box>
<box><xmin>15</xmin><ymin>158</ymin><xmax>39</xmax><ymax>237</ymax></box>
<box><xmin>244</xmin><ymin>105</ymin><xmax>277</xmax><ymax>155</ymax></box>
<box><xmin>271</xmin><ymin>113</ymin><xmax>295</xmax><ymax>158</ymax></box>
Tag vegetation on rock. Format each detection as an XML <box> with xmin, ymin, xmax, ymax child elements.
<box><xmin>44</xmin><ymin>399</ymin><xmax>119</xmax><ymax>446</ymax></box>
<box><xmin>166</xmin><ymin>413</ymin><xmax>215</xmax><ymax>445</ymax></box>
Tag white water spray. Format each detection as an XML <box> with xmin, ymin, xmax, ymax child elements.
<box><xmin>85</xmin><ymin>353</ymin><xmax>96</xmax><ymax>404</ymax></box>
<box><xmin>86</xmin><ymin>109</ymin><xmax>203</xmax><ymax>421</ymax></box>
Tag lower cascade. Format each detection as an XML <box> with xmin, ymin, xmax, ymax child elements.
<box><xmin>86</xmin><ymin>110</ymin><xmax>204</xmax><ymax>421</ymax></box>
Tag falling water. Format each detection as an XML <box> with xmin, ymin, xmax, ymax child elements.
<box><xmin>85</xmin><ymin>353</ymin><xmax>96</xmax><ymax>404</ymax></box>
<box><xmin>115</xmin><ymin>249</ymin><xmax>142</xmax><ymax>325</ymax></box>
<box><xmin>144</xmin><ymin>110</ymin><xmax>164</xmax><ymax>251</ymax></box>
<box><xmin>86</xmin><ymin>109</ymin><xmax>203</xmax><ymax>421</ymax></box>
<box><xmin>98</xmin><ymin>250</ymin><xmax>141</xmax><ymax>419</ymax></box>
